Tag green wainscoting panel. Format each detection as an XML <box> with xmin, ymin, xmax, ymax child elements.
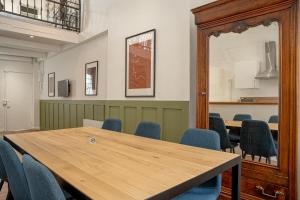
<box><xmin>40</xmin><ymin>100</ymin><xmax>106</xmax><ymax>131</ymax></box>
<box><xmin>40</xmin><ymin>100</ymin><xmax>189</xmax><ymax>143</ymax></box>
<box><xmin>105</xmin><ymin>101</ymin><xmax>189</xmax><ymax>143</ymax></box>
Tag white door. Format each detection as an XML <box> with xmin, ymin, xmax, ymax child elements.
<box><xmin>3</xmin><ymin>71</ymin><xmax>33</xmax><ymax>132</ymax></box>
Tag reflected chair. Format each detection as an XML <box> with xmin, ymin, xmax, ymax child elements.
<box><xmin>23</xmin><ymin>155</ymin><xmax>66</xmax><ymax>200</ymax></box>
<box><xmin>135</xmin><ymin>122</ymin><xmax>161</xmax><ymax>140</ymax></box>
<box><xmin>0</xmin><ymin>140</ymin><xmax>31</xmax><ymax>200</ymax></box>
<box><xmin>102</xmin><ymin>118</ymin><xmax>122</xmax><ymax>132</ymax></box>
<box><xmin>228</xmin><ymin>114</ymin><xmax>252</xmax><ymax>143</ymax></box>
<box><xmin>209</xmin><ymin>117</ymin><xmax>238</xmax><ymax>153</ymax></box>
<box><xmin>209</xmin><ymin>112</ymin><xmax>221</xmax><ymax>118</ymax></box>
<box><xmin>268</xmin><ymin>115</ymin><xmax>279</xmax><ymax>123</ymax></box>
<box><xmin>240</xmin><ymin>120</ymin><xmax>277</xmax><ymax>164</ymax></box>
<box><xmin>0</xmin><ymin>156</ymin><xmax>7</xmax><ymax>193</ymax></box>
<box><xmin>268</xmin><ymin>115</ymin><xmax>279</xmax><ymax>143</ymax></box>
<box><xmin>172</xmin><ymin>128</ymin><xmax>221</xmax><ymax>200</ymax></box>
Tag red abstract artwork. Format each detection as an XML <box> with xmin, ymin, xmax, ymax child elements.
<box><xmin>128</xmin><ymin>39</ymin><xmax>152</xmax><ymax>89</ymax></box>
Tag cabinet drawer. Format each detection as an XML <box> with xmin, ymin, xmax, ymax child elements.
<box><xmin>221</xmin><ymin>176</ymin><xmax>288</xmax><ymax>200</ymax></box>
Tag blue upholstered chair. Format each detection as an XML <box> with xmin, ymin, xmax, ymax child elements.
<box><xmin>268</xmin><ymin>115</ymin><xmax>279</xmax><ymax>123</ymax></box>
<box><xmin>209</xmin><ymin>117</ymin><xmax>238</xmax><ymax>153</ymax></box>
<box><xmin>23</xmin><ymin>155</ymin><xmax>66</xmax><ymax>200</ymax></box>
<box><xmin>240</xmin><ymin>120</ymin><xmax>277</xmax><ymax>164</ymax></box>
<box><xmin>228</xmin><ymin>114</ymin><xmax>252</xmax><ymax>143</ymax></box>
<box><xmin>0</xmin><ymin>140</ymin><xmax>31</xmax><ymax>200</ymax></box>
<box><xmin>209</xmin><ymin>112</ymin><xmax>221</xmax><ymax>118</ymax></box>
<box><xmin>135</xmin><ymin>122</ymin><xmax>161</xmax><ymax>140</ymax></box>
<box><xmin>0</xmin><ymin>156</ymin><xmax>7</xmax><ymax>192</ymax></box>
<box><xmin>268</xmin><ymin>115</ymin><xmax>279</xmax><ymax>143</ymax></box>
<box><xmin>102</xmin><ymin>118</ymin><xmax>122</xmax><ymax>132</ymax></box>
<box><xmin>173</xmin><ymin>128</ymin><xmax>221</xmax><ymax>200</ymax></box>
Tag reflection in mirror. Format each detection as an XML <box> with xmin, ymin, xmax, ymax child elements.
<box><xmin>85</xmin><ymin>61</ymin><xmax>98</xmax><ymax>96</ymax></box>
<box><xmin>208</xmin><ymin>22</ymin><xmax>279</xmax><ymax>166</ymax></box>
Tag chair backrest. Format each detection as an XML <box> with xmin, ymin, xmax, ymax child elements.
<box><xmin>209</xmin><ymin>112</ymin><xmax>221</xmax><ymax>118</ymax></box>
<box><xmin>268</xmin><ymin>115</ymin><xmax>279</xmax><ymax>123</ymax></box>
<box><xmin>0</xmin><ymin>140</ymin><xmax>31</xmax><ymax>200</ymax></box>
<box><xmin>0</xmin><ymin>157</ymin><xmax>6</xmax><ymax>179</ymax></box>
<box><xmin>233</xmin><ymin>114</ymin><xmax>252</xmax><ymax>121</ymax></box>
<box><xmin>102</xmin><ymin>118</ymin><xmax>122</xmax><ymax>132</ymax></box>
<box><xmin>229</xmin><ymin>114</ymin><xmax>252</xmax><ymax>136</ymax></box>
<box><xmin>240</xmin><ymin>120</ymin><xmax>277</xmax><ymax>157</ymax></box>
<box><xmin>23</xmin><ymin>155</ymin><xmax>65</xmax><ymax>200</ymax></box>
<box><xmin>135</xmin><ymin>122</ymin><xmax>161</xmax><ymax>140</ymax></box>
<box><xmin>180</xmin><ymin>128</ymin><xmax>221</xmax><ymax>190</ymax></box>
<box><xmin>209</xmin><ymin>117</ymin><xmax>232</xmax><ymax>150</ymax></box>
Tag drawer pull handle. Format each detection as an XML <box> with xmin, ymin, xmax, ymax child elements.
<box><xmin>256</xmin><ymin>185</ymin><xmax>285</xmax><ymax>199</ymax></box>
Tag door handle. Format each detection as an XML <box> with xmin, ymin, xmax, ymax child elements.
<box><xmin>256</xmin><ymin>185</ymin><xmax>285</xmax><ymax>199</ymax></box>
<box><xmin>200</xmin><ymin>92</ymin><xmax>207</xmax><ymax>96</ymax></box>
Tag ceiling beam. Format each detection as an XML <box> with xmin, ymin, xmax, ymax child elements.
<box><xmin>0</xmin><ymin>36</ymin><xmax>61</xmax><ymax>52</ymax></box>
<box><xmin>0</xmin><ymin>55</ymin><xmax>32</xmax><ymax>62</ymax></box>
<box><xmin>0</xmin><ymin>47</ymin><xmax>46</xmax><ymax>58</ymax></box>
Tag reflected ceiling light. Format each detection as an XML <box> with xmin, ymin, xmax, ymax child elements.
<box><xmin>29</xmin><ymin>35</ymin><xmax>35</xmax><ymax>39</ymax></box>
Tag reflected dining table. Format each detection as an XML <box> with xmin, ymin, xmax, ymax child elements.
<box><xmin>4</xmin><ymin>127</ymin><xmax>241</xmax><ymax>200</ymax></box>
<box><xmin>224</xmin><ymin>120</ymin><xmax>278</xmax><ymax>131</ymax></box>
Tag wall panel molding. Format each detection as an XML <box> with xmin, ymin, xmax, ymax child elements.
<box><xmin>40</xmin><ymin>100</ymin><xmax>189</xmax><ymax>143</ymax></box>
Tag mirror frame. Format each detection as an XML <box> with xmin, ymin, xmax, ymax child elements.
<box><xmin>85</xmin><ymin>61</ymin><xmax>99</xmax><ymax>96</ymax></box>
<box><xmin>192</xmin><ymin>0</ymin><xmax>298</xmax><ymax>198</ymax></box>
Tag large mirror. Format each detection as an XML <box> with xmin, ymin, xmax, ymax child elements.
<box><xmin>85</xmin><ymin>61</ymin><xmax>98</xmax><ymax>96</ymax></box>
<box><xmin>208</xmin><ymin>22</ymin><xmax>279</xmax><ymax>166</ymax></box>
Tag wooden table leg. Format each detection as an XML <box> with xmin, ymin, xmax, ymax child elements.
<box><xmin>232</xmin><ymin>164</ymin><xmax>241</xmax><ymax>200</ymax></box>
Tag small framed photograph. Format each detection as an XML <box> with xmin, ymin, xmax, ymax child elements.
<box><xmin>125</xmin><ymin>29</ymin><xmax>156</xmax><ymax>97</ymax></box>
<box><xmin>85</xmin><ymin>61</ymin><xmax>98</xmax><ymax>96</ymax></box>
<box><xmin>48</xmin><ymin>72</ymin><xmax>55</xmax><ymax>97</ymax></box>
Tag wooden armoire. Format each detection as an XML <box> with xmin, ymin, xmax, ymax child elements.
<box><xmin>192</xmin><ymin>0</ymin><xmax>298</xmax><ymax>199</ymax></box>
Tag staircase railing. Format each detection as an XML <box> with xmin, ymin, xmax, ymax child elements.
<box><xmin>0</xmin><ymin>0</ymin><xmax>81</xmax><ymax>32</ymax></box>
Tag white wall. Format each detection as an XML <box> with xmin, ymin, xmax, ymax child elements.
<box><xmin>40</xmin><ymin>32</ymin><xmax>108</xmax><ymax>100</ymax></box>
<box><xmin>0</xmin><ymin>58</ymin><xmax>40</xmax><ymax>131</ymax></box>
<box><xmin>106</xmin><ymin>0</ymin><xmax>191</xmax><ymax>101</ymax></box>
<box><xmin>43</xmin><ymin>0</ymin><xmax>202</xmax><ymax>101</ymax></box>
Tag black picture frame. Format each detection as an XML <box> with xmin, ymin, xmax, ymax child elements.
<box><xmin>48</xmin><ymin>72</ymin><xmax>55</xmax><ymax>97</ymax></box>
<box><xmin>125</xmin><ymin>29</ymin><xmax>156</xmax><ymax>97</ymax></box>
<box><xmin>85</xmin><ymin>61</ymin><xmax>99</xmax><ymax>96</ymax></box>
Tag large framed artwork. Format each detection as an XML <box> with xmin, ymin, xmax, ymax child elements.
<box><xmin>48</xmin><ymin>72</ymin><xmax>55</xmax><ymax>97</ymax></box>
<box><xmin>125</xmin><ymin>29</ymin><xmax>156</xmax><ymax>97</ymax></box>
<box><xmin>85</xmin><ymin>61</ymin><xmax>98</xmax><ymax>96</ymax></box>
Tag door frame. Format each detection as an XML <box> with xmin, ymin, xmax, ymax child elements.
<box><xmin>192</xmin><ymin>0</ymin><xmax>298</xmax><ymax>199</ymax></box>
<box><xmin>3</xmin><ymin>70</ymin><xmax>34</xmax><ymax>132</ymax></box>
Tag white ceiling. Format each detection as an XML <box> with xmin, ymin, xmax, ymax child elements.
<box><xmin>0</xmin><ymin>14</ymin><xmax>80</xmax><ymax>59</ymax></box>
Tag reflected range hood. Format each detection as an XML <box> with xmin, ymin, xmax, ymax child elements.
<box><xmin>255</xmin><ymin>41</ymin><xmax>279</xmax><ymax>79</ymax></box>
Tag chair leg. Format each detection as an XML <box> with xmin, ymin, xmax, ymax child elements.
<box><xmin>0</xmin><ymin>180</ymin><xmax>4</xmax><ymax>191</ymax></box>
<box><xmin>258</xmin><ymin>156</ymin><xmax>262</xmax><ymax>162</ymax></box>
<box><xmin>267</xmin><ymin>157</ymin><xmax>271</xmax><ymax>164</ymax></box>
<box><xmin>251</xmin><ymin>155</ymin><xmax>255</xmax><ymax>161</ymax></box>
<box><xmin>232</xmin><ymin>148</ymin><xmax>235</xmax><ymax>153</ymax></box>
<box><xmin>242</xmin><ymin>151</ymin><xmax>246</xmax><ymax>159</ymax></box>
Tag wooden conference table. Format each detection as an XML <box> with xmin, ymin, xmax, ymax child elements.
<box><xmin>225</xmin><ymin>120</ymin><xmax>278</xmax><ymax>131</ymax></box>
<box><xmin>4</xmin><ymin>127</ymin><xmax>241</xmax><ymax>200</ymax></box>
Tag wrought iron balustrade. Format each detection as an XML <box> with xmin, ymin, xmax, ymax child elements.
<box><xmin>0</xmin><ymin>0</ymin><xmax>81</xmax><ymax>32</ymax></box>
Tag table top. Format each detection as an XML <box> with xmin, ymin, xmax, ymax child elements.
<box><xmin>224</xmin><ymin>120</ymin><xmax>278</xmax><ymax>131</ymax></box>
<box><xmin>5</xmin><ymin>127</ymin><xmax>240</xmax><ymax>200</ymax></box>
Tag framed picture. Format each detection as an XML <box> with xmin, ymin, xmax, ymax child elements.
<box><xmin>125</xmin><ymin>29</ymin><xmax>156</xmax><ymax>97</ymax></box>
<box><xmin>48</xmin><ymin>72</ymin><xmax>55</xmax><ymax>97</ymax></box>
<box><xmin>85</xmin><ymin>61</ymin><xmax>98</xmax><ymax>96</ymax></box>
